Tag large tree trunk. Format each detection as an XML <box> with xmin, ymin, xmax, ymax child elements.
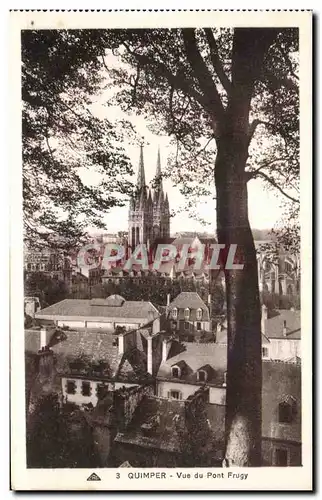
<box><xmin>215</xmin><ymin>132</ymin><xmax>262</xmax><ymax>466</ymax></box>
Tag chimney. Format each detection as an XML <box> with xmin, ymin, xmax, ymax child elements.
<box><xmin>283</xmin><ymin>319</ymin><xmax>287</xmax><ymax>336</ymax></box>
<box><xmin>167</xmin><ymin>294</ymin><xmax>171</xmax><ymax>307</ymax></box>
<box><xmin>261</xmin><ymin>304</ymin><xmax>268</xmax><ymax>334</ymax></box>
<box><xmin>147</xmin><ymin>335</ymin><xmax>153</xmax><ymax>375</ymax></box>
<box><xmin>40</xmin><ymin>327</ymin><xmax>47</xmax><ymax>350</ymax></box>
<box><xmin>118</xmin><ymin>333</ymin><xmax>124</xmax><ymax>356</ymax></box>
<box><xmin>162</xmin><ymin>338</ymin><xmax>168</xmax><ymax>362</ymax></box>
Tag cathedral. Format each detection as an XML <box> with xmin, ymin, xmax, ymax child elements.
<box><xmin>128</xmin><ymin>145</ymin><xmax>170</xmax><ymax>250</ymax></box>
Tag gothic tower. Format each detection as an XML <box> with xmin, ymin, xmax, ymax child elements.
<box><xmin>128</xmin><ymin>146</ymin><xmax>170</xmax><ymax>250</ymax></box>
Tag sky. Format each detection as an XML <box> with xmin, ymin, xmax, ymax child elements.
<box><xmin>81</xmin><ymin>54</ymin><xmax>285</xmax><ymax>236</ymax></box>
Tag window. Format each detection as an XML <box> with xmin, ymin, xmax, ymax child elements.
<box><xmin>197</xmin><ymin>322</ymin><xmax>202</xmax><ymax>331</ymax></box>
<box><xmin>66</xmin><ymin>380</ymin><xmax>76</xmax><ymax>395</ymax></box>
<box><xmin>184</xmin><ymin>308</ymin><xmax>190</xmax><ymax>320</ymax></box>
<box><xmin>81</xmin><ymin>381</ymin><xmax>91</xmax><ymax>397</ymax></box>
<box><xmin>172</xmin><ymin>308</ymin><xmax>178</xmax><ymax>319</ymax></box>
<box><xmin>275</xmin><ymin>448</ymin><xmax>288</xmax><ymax>466</ymax></box>
<box><xmin>198</xmin><ymin>370</ymin><xmax>207</xmax><ymax>382</ymax></box>
<box><xmin>184</xmin><ymin>321</ymin><xmax>189</xmax><ymax>330</ymax></box>
<box><xmin>172</xmin><ymin>367</ymin><xmax>180</xmax><ymax>378</ymax></box>
<box><xmin>278</xmin><ymin>402</ymin><xmax>293</xmax><ymax>423</ymax></box>
<box><xmin>262</xmin><ymin>346</ymin><xmax>269</xmax><ymax>358</ymax></box>
<box><xmin>169</xmin><ymin>390</ymin><xmax>181</xmax><ymax>400</ymax></box>
<box><xmin>196</xmin><ymin>308</ymin><xmax>202</xmax><ymax>320</ymax></box>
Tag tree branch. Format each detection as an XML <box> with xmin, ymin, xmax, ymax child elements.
<box><xmin>204</xmin><ymin>28</ymin><xmax>232</xmax><ymax>94</ymax></box>
<box><xmin>253</xmin><ymin>170</ymin><xmax>300</xmax><ymax>203</ymax></box>
<box><xmin>182</xmin><ymin>29</ymin><xmax>225</xmax><ymax>122</ymax></box>
<box><xmin>122</xmin><ymin>42</ymin><xmax>208</xmax><ymax>113</ymax></box>
<box><xmin>248</xmin><ymin>119</ymin><xmax>275</xmax><ymax>141</ymax></box>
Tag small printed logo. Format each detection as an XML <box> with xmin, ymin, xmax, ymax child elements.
<box><xmin>87</xmin><ymin>472</ymin><xmax>101</xmax><ymax>481</ymax></box>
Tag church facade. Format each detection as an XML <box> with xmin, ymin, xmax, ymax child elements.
<box><xmin>128</xmin><ymin>146</ymin><xmax>170</xmax><ymax>250</ymax></box>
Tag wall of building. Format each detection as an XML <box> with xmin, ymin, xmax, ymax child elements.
<box><xmin>62</xmin><ymin>377</ymin><xmax>106</xmax><ymax>407</ymax></box>
<box><xmin>61</xmin><ymin>377</ymin><xmax>138</xmax><ymax>407</ymax></box>
<box><xmin>157</xmin><ymin>381</ymin><xmax>225</xmax><ymax>405</ymax></box>
<box><xmin>262</xmin><ymin>361</ymin><xmax>301</xmax><ymax>445</ymax></box>
<box><xmin>262</xmin><ymin>438</ymin><xmax>301</xmax><ymax>466</ymax></box>
<box><xmin>268</xmin><ymin>339</ymin><xmax>301</xmax><ymax>360</ymax></box>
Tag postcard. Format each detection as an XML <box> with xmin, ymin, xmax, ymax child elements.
<box><xmin>10</xmin><ymin>9</ymin><xmax>312</xmax><ymax>491</ymax></box>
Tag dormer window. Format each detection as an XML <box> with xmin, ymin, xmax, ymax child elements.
<box><xmin>198</xmin><ymin>370</ymin><xmax>207</xmax><ymax>382</ymax></box>
<box><xmin>196</xmin><ymin>308</ymin><xmax>202</xmax><ymax>321</ymax></box>
<box><xmin>172</xmin><ymin>366</ymin><xmax>180</xmax><ymax>378</ymax></box>
<box><xmin>172</xmin><ymin>307</ymin><xmax>178</xmax><ymax>319</ymax></box>
<box><xmin>184</xmin><ymin>308</ymin><xmax>190</xmax><ymax>320</ymax></box>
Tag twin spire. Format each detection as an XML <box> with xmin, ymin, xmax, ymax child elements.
<box><xmin>133</xmin><ymin>145</ymin><xmax>168</xmax><ymax>210</ymax></box>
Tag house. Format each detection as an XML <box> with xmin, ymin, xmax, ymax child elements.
<box><xmin>35</xmin><ymin>294</ymin><xmax>161</xmax><ymax>332</ymax></box>
<box><xmin>166</xmin><ymin>292</ymin><xmax>212</xmax><ymax>340</ymax></box>
<box><xmin>216</xmin><ymin>305</ymin><xmax>301</xmax><ymax>362</ymax></box>
<box><xmin>157</xmin><ymin>340</ymin><xmax>226</xmax><ymax>405</ymax></box>
<box><xmin>157</xmin><ymin>337</ymin><xmax>301</xmax><ymax>466</ymax></box>
<box><xmin>26</xmin><ymin>320</ymin><xmax>166</xmax><ymax>411</ymax></box>
<box><xmin>261</xmin><ymin>306</ymin><xmax>301</xmax><ymax>361</ymax></box>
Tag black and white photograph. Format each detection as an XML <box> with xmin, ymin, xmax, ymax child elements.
<box><xmin>10</xmin><ymin>10</ymin><xmax>312</xmax><ymax>491</ymax></box>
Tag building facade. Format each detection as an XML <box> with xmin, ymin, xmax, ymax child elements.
<box><xmin>128</xmin><ymin>146</ymin><xmax>170</xmax><ymax>250</ymax></box>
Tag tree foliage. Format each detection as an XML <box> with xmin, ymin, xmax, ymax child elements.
<box><xmin>22</xmin><ymin>30</ymin><xmax>135</xmax><ymax>249</ymax></box>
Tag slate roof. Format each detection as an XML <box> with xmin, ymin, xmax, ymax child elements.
<box><xmin>262</xmin><ymin>310</ymin><xmax>301</xmax><ymax>339</ymax></box>
<box><xmin>35</xmin><ymin>297</ymin><xmax>159</xmax><ymax>321</ymax></box>
<box><xmin>157</xmin><ymin>341</ymin><xmax>227</xmax><ymax>387</ymax></box>
<box><xmin>167</xmin><ymin>292</ymin><xmax>210</xmax><ymax>321</ymax></box>
<box><xmin>115</xmin><ymin>396</ymin><xmax>187</xmax><ymax>452</ymax></box>
<box><xmin>51</xmin><ymin>331</ymin><xmax>121</xmax><ymax>377</ymax></box>
<box><xmin>49</xmin><ymin>329</ymin><xmax>151</xmax><ymax>382</ymax></box>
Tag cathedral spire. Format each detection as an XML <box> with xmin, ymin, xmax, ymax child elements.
<box><xmin>153</xmin><ymin>147</ymin><xmax>163</xmax><ymax>204</ymax></box>
<box><xmin>156</xmin><ymin>146</ymin><xmax>162</xmax><ymax>180</ymax></box>
<box><xmin>137</xmin><ymin>142</ymin><xmax>146</xmax><ymax>190</ymax></box>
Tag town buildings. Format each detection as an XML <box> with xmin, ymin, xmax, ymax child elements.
<box><xmin>27</xmin><ymin>289</ymin><xmax>301</xmax><ymax>467</ymax></box>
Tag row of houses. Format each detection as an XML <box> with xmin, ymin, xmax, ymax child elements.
<box><xmin>26</xmin><ymin>292</ymin><xmax>301</xmax><ymax>467</ymax></box>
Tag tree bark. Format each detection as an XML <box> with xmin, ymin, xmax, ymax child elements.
<box><xmin>215</xmin><ymin>132</ymin><xmax>262</xmax><ymax>466</ymax></box>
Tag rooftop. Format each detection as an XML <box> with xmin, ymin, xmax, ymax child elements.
<box><xmin>157</xmin><ymin>341</ymin><xmax>227</xmax><ymax>387</ymax></box>
<box><xmin>35</xmin><ymin>296</ymin><xmax>159</xmax><ymax>321</ymax></box>
<box><xmin>263</xmin><ymin>310</ymin><xmax>301</xmax><ymax>339</ymax></box>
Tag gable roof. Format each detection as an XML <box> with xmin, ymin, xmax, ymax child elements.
<box><xmin>35</xmin><ymin>297</ymin><xmax>159</xmax><ymax>321</ymax></box>
<box><xmin>169</xmin><ymin>292</ymin><xmax>208</xmax><ymax>310</ymax></box>
<box><xmin>157</xmin><ymin>341</ymin><xmax>227</xmax><ymax>387</ymax></box>
<box><xmin>264</xmin><ymin>310</ymin><xmax>301</xmax><ymax>339</ymax></box>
